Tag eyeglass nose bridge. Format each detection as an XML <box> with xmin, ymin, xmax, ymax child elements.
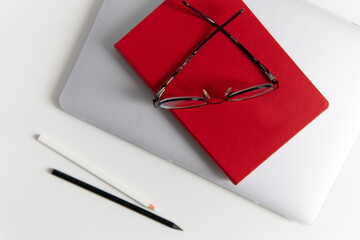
<box><xmin>202</xmin><ymin>88</ymin><xmax>232</xmax><ymax>105</ymax></box>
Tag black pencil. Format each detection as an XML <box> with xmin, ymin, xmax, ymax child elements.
<box><xmin>50</xmin><ymin>168</ymin><xmax>182</xmax><ymax>231</ymax></box>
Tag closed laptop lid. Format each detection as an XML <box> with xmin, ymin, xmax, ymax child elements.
<box><xmin>59</xmin><ymin>0</ymin><xmax>360</xmax><ymax>224</ymax></box>
<box><xmin>306</xmin><ymin>0</ymin><xmax>360</xmax><ymax>26</ymax></box>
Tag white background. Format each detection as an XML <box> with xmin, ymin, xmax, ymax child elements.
<box><xmin>1</xmin><ymin>0</ymin><xmax>360</xmax><ymax>239</ymax></box>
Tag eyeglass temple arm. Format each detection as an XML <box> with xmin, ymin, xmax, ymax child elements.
<box><xmin>153</xmin><ymin>8</ymin><xmax>245</xmax><ymax>106</ymax></box>
<box><xmin>182</xmin><ymin>0</ymin><xmax>278</xmax><ymax>87</ymax></box>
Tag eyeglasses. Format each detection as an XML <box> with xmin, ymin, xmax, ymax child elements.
<box><xmin>153</xmin><ymin>0</ymin><xmax>279</xmax><ymax>109</ymax></box>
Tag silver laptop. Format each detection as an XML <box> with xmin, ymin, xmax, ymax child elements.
<box><xmin>59</xmin><ymin>0</ymin><xmax>360</xmax><ymax>224</ymax></box>
<box><xmin>306</xmin><ymin>0</ymin><xmax>360</xmax><ymax>26</ymax></box>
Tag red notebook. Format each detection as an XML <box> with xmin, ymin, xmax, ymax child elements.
<box><xmin>115</xmin><ymin>0</ymin><xmax>329</xmax><ymax>184</ymax></box>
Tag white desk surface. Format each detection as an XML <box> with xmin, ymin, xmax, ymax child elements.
<box><xmin>1</xmin><ymin>0</ymin><xmax>360</xmax><ymax>239</ymax></box>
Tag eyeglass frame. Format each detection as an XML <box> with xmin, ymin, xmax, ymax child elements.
<box><xmin>153</xmin><ymin>0</ymin><xmax>279</xmax><ymax>109</ymax></box>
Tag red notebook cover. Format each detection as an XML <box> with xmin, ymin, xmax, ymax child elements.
<box><xmin>115</xmin><ymin>0</ymin><xmax>329</xmax><ymax>184</ymax></box>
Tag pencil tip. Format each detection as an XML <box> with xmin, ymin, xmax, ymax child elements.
<box><xmin>172</xmin><ymin>223</ymin><xmax>183</xmax><ymax>231</ymax></box>
<box><xmin>148</xmin><ymin>204</ymin><xmax>156</xmax><ymax>211</ymax></box>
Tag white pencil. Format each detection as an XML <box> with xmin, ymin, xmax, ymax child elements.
<box><xmin>37</xmin><ymin>134</ymin><xmax>157</xmax><ymax>211</ymax></box>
